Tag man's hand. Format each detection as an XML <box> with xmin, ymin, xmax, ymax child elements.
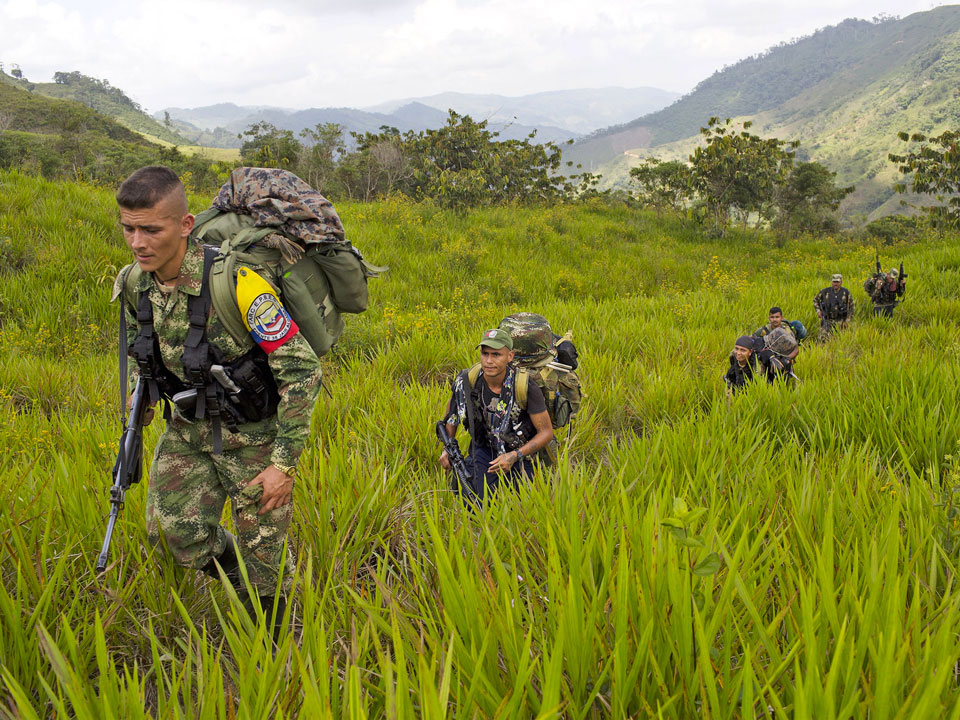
<box><xmin>488</xmin><ymin>451</ymin><xmax>518</xmax><ymax>474</ymax></box>
<box><xmin>439</xmin><ymin>450</ymin><xmax>451</xmax><ymax>470</ymax></box>
<box><xmin>247</xmin><ymin>464</ymin><xmax>294</xmax><ymax>515</ymax></box>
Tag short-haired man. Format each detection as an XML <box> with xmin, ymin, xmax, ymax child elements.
<box><xmin>112</xmin><ymin>166</ymin><xmax>322</xmax><ymax>636</ymax></box>
<box><xmin>814</xmin><ymin>273</ymin><xmax>854</xmax><ymax>339</ymax></box>
<box><xmin>439</xmin><ymin>329</ymin><xmax>554</xmax><ymax>502</ymax></box>
<box><xmin>752</xmin><ymin>306</ymin><xmax>800</xmax><ymax>361</ymax></box>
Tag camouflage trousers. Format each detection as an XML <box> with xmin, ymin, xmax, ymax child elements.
<box><xmin>873</xmin><ymin>302</ymin><xmax>898</xmax><ymax>318</ymax></box>
<box><xmin>818</xmin><ymin>318</ymin><xmax>849</xmax><ymax>340</ymax></box>
<box><xmin>146</xmin><ymin>414</ymin><xmax>294</xmax><ymax>596</ymax></box>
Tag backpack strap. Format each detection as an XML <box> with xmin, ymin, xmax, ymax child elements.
<box><xmin>515</xmin><ymin>367</ymin><xmax>528</xmax><ymax>410</ymax></box>
<box><xmin>467</xmin><ymin>363</ymin><xmax>482</xmax><ymax>386</ymax></box>
<box><xmin>182</xmin><ymin>246</ymin><xmax>227</xmax><ymax>453</ymax></box>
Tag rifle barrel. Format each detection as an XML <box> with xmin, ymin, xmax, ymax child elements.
<box><xmin>96</xmin><ymin>379</ymin><xmax>146</xmax><ymax>574</ymax></box>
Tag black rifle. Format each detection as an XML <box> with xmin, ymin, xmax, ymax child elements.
<box><xmin>899</xmin><ymin>261</ymin><xmax>907</xmax><ymax>281</ymax></box>
<box><xmin>435</xmin><ymin>420</ymin><xmax>478</xmax><ymax>502</ymax></box>
<box><xmin>96</xmin><ymin>378</ymin><xmax>149</xmax><ymax>573</ymax></box>
<box><xmin>876</xmin><ymin>248</ymin><xmax>882</xmax><ymax>275</ymax></box>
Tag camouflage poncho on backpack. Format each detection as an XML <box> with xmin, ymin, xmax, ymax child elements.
<box><xmin>499</xmin><ymin>313</ymin><xmax>582</xmax><ymax>429</ymax></box>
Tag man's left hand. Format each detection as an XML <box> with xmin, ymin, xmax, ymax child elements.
<box><xmin>247</xmin><ymin>464</ymin><xmax>294</xmax><ymax>515</ymax></box>
<box><xmin>488</xmin><ymin>451</ymin><xmax>518</xmax><ymax>474</ymax></box>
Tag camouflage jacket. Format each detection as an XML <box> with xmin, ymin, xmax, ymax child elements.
<box><xmin>813</xmin><ymin>286</ymin><xmax>854</xmax><ymax>320</ymax></box>
<box><xmin>113</xmin><ymin>239</ymin><xmax>322</xmax><ymax>470</ymax></box>
<box><xmin>870</xmin><ymin>275</ymin><xmax>906</xmax><ymax>305</ymax></box>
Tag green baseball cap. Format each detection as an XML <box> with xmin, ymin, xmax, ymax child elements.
<box><xmin>477</xmin><ymin>328</ymin><xmax>513</xmax><ymax>350</ymax></box>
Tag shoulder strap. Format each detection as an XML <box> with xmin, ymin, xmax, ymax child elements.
<box><xmin>515</xmin><ymin>367</ymin><xmax>528</xmax><ymax>410</ymax></box>
<box><xmin>467</xmin><ymin>363</ymin><xmax>482</xmax><ymax>386</ymax></box>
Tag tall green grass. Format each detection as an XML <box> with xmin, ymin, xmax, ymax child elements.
<box><xmin>2</xmin><ymin>169</ymin><xmax>959</xmax><ymax>717</ymax></box>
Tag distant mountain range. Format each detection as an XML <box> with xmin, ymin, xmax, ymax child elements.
<box><xmin>366</xmin><ymin>87</ymin><xmax>682</xmax><ymax>135</ymax></box>
<box><xmin>159</xmin><ymin>87</ymin><xmax>681</xmax><ymax>149</ymax></box>
<box><xmin>5</xmin><ymin>5</ymin><xmax>960</xmax><ymax>221</ymax></box>
<box><xmin>566</xmin><ymin>5</ymin><xmax>960</xmax><ymax>219</ymax></box>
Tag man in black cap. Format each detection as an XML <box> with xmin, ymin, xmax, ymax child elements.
<box><xmin>814</xmin><ymin>272</ymin><xmax>854</xmax><ymax>339</ymax></box>
<box><xmin>724</xmin><ymin>335</ymin><xmax>793</xmax><ymax>393</ymax></box>
<box><xmin>439</xmin><ymin>328</ymin><xmax>555</xmax><ymax>501</ymax></box>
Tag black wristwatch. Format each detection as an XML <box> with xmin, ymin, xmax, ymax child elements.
<box><xmin>515</xmin><ymin>448</ymin><xmax>525</xmax><ymax>462</ymax></box>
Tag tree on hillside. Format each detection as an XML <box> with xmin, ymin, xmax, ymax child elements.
<box><xmin>629</xmin><ymin>158</ymin><xmax>691</xmax><ymax>221</ymax></box>
<box><xmin>239</xmin><ymin>121</ymin><xmax>300</xmax><ymax>171</ymax></box>
<box><xmin>689</xmin><ymin>118</ymin><xmax>797</xmax><ymax>236</ymax></box>
<box><xmin>889</xmin><ymin>129</ymin><xmax>960</xmax><ymax>230</ymax></box>
<box><xmin>772</xmin><ymin>161</ymin><xmax>854</xmax><ymax>238</ymax></box>
<box><xmin>298</xmin><ymin>122</ymin><xmax>346</xmax><ymax>194</ymax></box>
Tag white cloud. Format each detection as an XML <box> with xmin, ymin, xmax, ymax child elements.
<box><xmin>0</xmin><ymin>0</ymin><xmax>945</xmax><ymax>111</ymax></box>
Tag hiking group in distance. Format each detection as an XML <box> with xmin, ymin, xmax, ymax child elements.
<box><xmin>98</xmin><ymin>163</ymin><xmax>910</xmax><ymax>643</ymax></box>
<box><xmin>725</xmin><ymin>260</ymin><xmax>907</xmax><ymax>394</ymax></box>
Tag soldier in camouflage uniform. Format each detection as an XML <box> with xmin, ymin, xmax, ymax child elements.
<box><xmin>867</xmin><ymin>267</ymin><xmax>906</xmax><ymax>317</ymax></box>
<box><xmin>813</xmin><ymin>273</ymin><xmax>854</xmax><ymax>339</ymax></box>
<box><xmin>440</xmin><ymin>329</ymin><xmax>555</xmax><ymax>502</ymax></box>
<box><xmin>112</xmin><ymin>166</ymin><xmax>322</xmax><ymax>635</ymax></box>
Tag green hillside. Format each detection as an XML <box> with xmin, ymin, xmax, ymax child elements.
<box><xmin>0</xmin><ymin>69</ymin><xmax>190</xmax><ymax>145</ymax></box>
<box><xmin>3</xmin><ymin>172</ymin><xmax>960</xmax><ymax>716</ymax></box>
<box><xmin>0</xmin><ymin>80</ymin><xmax>228</xmax><ymax>190</ymax></box>
<box><xmin>566</xmin><ymin>6</ymin><xmax>960</xmax><ymax>219</ymax></box>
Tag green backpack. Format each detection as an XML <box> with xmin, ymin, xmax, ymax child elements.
<box><xmin>121</xmin><ymin>208</ymin><xmax>385</xmax><ymax>358</ymax></box>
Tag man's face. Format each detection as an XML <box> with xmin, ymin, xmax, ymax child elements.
<box><xmin>480</xmin><ymin>346</ymin><xmax>514</xmax><ymax>379</ymax></box>
<box><xmin>733</xmin><ymin>345</ymin><xmax>752</xmax><ymax>363</ymax></box>
<box><xmin>832</xmin><ymin>280</ymin><xmax>841</xmax><ymax>289</ymax></box>
<box><xmin>119</xmin><ymin>194</ymin><xmax>194</xmax><ymax>278</ymax></box>
<box><xmin>769</xmin><ymin>312</ymin><xmax>783</xmax><ymax>328</ymax></box>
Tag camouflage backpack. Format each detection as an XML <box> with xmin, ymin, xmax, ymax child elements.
<box><xmin>763</xmin><ymin>326</ymin><xmax>798</xmax><ymax>358</ymax></box>
<box><xmin>121</xmin><ymin>197</ymin><xmax>384</xmax><ymax>360</ymax></box>
<box><xmin>498</xmin><ymin>313</ymin><xmax>583</xmax><ymax>429</ymax></box>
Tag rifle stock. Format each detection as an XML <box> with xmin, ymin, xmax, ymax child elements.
<box><xmin>96</xmin><ymin>378</ymin><xmax>148</xmax><ymax>574</ymax></box>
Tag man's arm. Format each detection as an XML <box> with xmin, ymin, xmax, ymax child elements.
<box><xmin>247</xmin><ymin>332</ymin><xmax>323</xmax><ymax>514</ymax></box>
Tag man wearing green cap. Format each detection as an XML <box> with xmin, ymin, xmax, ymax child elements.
<box><xmin>813</xmin><ymin>273</ymin><xmax>854</xmax><ymax>339</ymax></box>
<box><xmin>439</xmin><ymin>328</ymin><xmax>555</xmax><ymax>501</ymax></box>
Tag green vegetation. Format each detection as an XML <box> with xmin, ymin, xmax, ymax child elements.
<box><xmin>631</xmin><ymin>119</ymin><xmax>854</xmax><ymax>238</ymax></box>
<box><xmin>0</xmin><ymin>80</ymin><xmax>231</xmax><ymax>191</ymax></box>
<box><xmin>890</xmin><ymin>128</ymin><xmax>960</xmax><ymax>229</ymax></box>
<box><xmin>2</xmin><ymin>170</ymin><xmax>960</xmax><ymax>716</ymax></box>
<box><xmin>567</xmin><ymin>6</ymin><xmax>960</xmax><ymax>220</ymax></box>
<box><xmin>240</xmin><ymin>111</ymin><xmax>599</xmax><ymax>210</ymax></box>
<box><xmin>1</xmin><ymin>69</ymin><xmax>189</xmax><ymax>146</ymax></box>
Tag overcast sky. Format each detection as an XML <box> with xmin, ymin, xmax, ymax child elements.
<box><xmin>0</xmin><ymin>0</ymin><xmax>947</xmax><ymax>111</ymax></box>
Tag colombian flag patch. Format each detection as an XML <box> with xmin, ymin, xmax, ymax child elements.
<box><xmin>236</xmin><ymin>267</ymin><xmax>299</xmax><ymax>353</ymax></box>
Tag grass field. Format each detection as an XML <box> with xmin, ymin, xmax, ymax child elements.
<box><xmin>2</xmin><ymin>169</ymin><xmax>960</xmax><ymax>717</ymax></box>
<box><xmin>137</xmin><ymin>133</ymin><xmax>241</xmax><ymax>163</ymax></box>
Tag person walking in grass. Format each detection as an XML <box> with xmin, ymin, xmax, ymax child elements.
<box><xmin>814</xmin><ymin>273</ymin><xmax>854</xmax><ymax>340</ymax></box>
<box><xmin>752</xmin><ymin>306</ymin><xmax>801</xmax><ymax>362</ymax></box>
<box><xmin>439</xmin><ymin>328</ymin><xmax>554</xmax><ymax>503</ymax></box>
<box><xmin>866</xmin><ymin>267</ymin><xmax>907</xmax><ymax>317</ymax></box>
<box><xmin>112</xmin><ymin>165</ymin><xmax>322</xmax><ymax>639</ymax></box>
<box><xmin>724</xmin><ymin>335</ymin><xmax>793</xmax><ymax>393</ymax></box>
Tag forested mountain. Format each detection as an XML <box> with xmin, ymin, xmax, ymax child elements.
<box><xmin>567</xmin><ymin>6</ymin><xmax>960</xmax><ymax>218</ymax></box>
<box><xmin>0</xmin><ymin>70</ymin><xmax>189</xmax><ymax>145</ymax></box>
<box><xmin>366</xmin><ymin>87</ymin><xmax>681</xmax><ymax>135</ymax></box>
